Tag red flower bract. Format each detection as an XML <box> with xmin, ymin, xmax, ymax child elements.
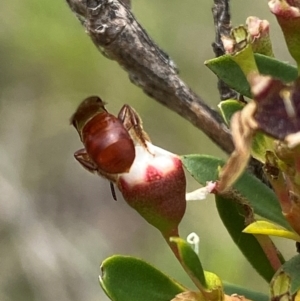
<box><xmin>117</xmin><ymin>144</ymin><xmax>186</xmax><ymax>234</ymax></box>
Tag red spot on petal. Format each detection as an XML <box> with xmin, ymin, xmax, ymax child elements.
<box><xmin>145</xmin><ymin>165</ymin><xmax>163</xmax><ymax>182</ymax></box>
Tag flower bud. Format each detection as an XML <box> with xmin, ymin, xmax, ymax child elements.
<box><xmin>246</xmin><ymin>16</ymin><xmax>274</xmax><ymax>56</ymax></box>
<box><xmin>222</xmin><ymin>25</ymin><xmax>258</xmax><ymax>77</ymax></box>
<box><xmin>269</xmin><ymin>0</ymin><xmax>300</xmax><ymax>69</ymax></box>
<box><xmin>117</xmin><ymin>142</ymin><xmax>186</xmax><ymax>235</ymax></box>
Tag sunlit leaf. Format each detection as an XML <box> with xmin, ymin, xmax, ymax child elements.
<box><xmin>243</xmin><ymin>221</ymin><xmax>300</xmax><ymax>241</ymax></box>
<box><xmin>99</xmin><ymin>255</ymin><xmax>186</xmax><ymax>301</ymax></box>
<box><xmin>170</xmin><ymin>237</ymin><xmax>223</xmax><ymax>301</ymax></box>
<box><xmin>170</xmin><ymin>237</ymin><xmax>207</xmax><ymax>289</ymax></box>
<box><xmin>205</xmin><ymin>54</ymin><xmax>297</xmax><ymax>98</ymax></box>
<box><xmin>206</xmin><ymin>55</ymin><xmax>251</xmax><ymax>97</ymax></box>
<box><xmin>181</xmin><ymin>154</ymin><xmax>291</xmax><ymax>230</ymax></box>
<box><xmin>218</xmin><ymin>100</ymin><xmax>244</xmax><ymax>126</ymax></box>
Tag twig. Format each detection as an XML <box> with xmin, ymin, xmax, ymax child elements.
<box><xmin>210</xmin><ymin>0</ymin><xmax>268</xmax><ymax>184</ymax></box>
<box><xmin>65</xmin><ymin>0</ymin><xmax>234</xmax><ymax>154</ymax></box>
<box><xmin>119</xmin><ymin>0</ymin><xmax>130</xmax><ymax>9</ymax></box>
<box><xmin>211</xmin><ymin>0</ymin><xmax>238</xmax><ymax>100</ymax></box>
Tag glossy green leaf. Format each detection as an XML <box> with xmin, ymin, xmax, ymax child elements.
<box><xmin>170</xmin><ymin>237</ymin><xmax>223</xmax><ymax>301</ymax></box>
<box><xmin>243</xmin><ymin>221</ymin><xmax>300</xmax><ymax>241</ymax></box>
<box><xmin>182</xmin><ymin>154</ymin><xmax>291</xmax><ymax>230</ymax></box>
<box><xmin>274</xmin><ymin>255</ymin><xmax>300</xmax><ymax>294</ymax></box>
<box><xmin>99</xmin><ymin>255</ymin><xmax>186</xmax><ymax>301</ymax></box>
<box><xmin>218</xmin><ymin>100</ymin><xmax>244</xmax><ymax>126</ymax></box>
<box><xmin>206</xmin><ymin>56</ymin><xmax>251</xmax><ymax>97</ymax></box>
<box><xmin>170</xmin><ymin>237</ymin><xmax>207</xmax><ymax>289</ymax></box>
<box><xmin>205</xmin><ymin>53</ymin><xmax>297</xmax><ymax>98</ymax></box>
<box><xmin>216</xmin><ymin>195</ymin><xmax>276</xmax><ymax>282</ymax></box>
<box><xmin>223</xmin><ymin>282</ymin><xmax>268</xmax><ymax>301</ymax></box>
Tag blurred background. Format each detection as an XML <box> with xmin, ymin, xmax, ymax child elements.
<box><xmin>0</xmin><ymin>1</ymin><xmax>297</xmax><ymax>300</ymax></box>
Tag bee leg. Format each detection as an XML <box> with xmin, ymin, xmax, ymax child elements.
<box><xmin>118</xmin><ymin>105</ymin><xmax>151</xmax><ymax>148</ymax></box>
<box><xmin>74</xmin><ymin>148</ymin><xmax>98</xmax><ymax>173</ymax></box>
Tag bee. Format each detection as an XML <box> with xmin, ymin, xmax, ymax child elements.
<box><xmin>71</xmin><ymin>96</ymin><xmax>149</xmax><ymax>199</ymax></box>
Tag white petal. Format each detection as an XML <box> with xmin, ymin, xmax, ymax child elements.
<box><xmin>118</xmin><ymin>142</ymin><xmax>180</xmax><ymax>187</ymax></box>
<box><xmin>185</xmin><ymin>182</ymin><xmax>216</xmax><ymax>201</ymax></box>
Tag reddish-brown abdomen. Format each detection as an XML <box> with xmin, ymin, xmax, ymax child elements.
<box><xmin>82</xmin><ymin>113</ymin><xmax>135</xmax><ymax>174</ymax></box>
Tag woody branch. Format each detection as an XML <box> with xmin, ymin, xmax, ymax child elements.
<box><xmin>65</xmin><ymin>0</ymin><xmax>234</xmax><ymax>154</ymax></box>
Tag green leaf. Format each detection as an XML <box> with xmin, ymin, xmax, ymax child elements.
<box><xmin>243</xmin><ymin>221</ymin><xmax>300</xmax><ymax>241</ymax></box>
<box><xmin>206</xmin><ymin>56</ymin><xmax>251</xmax><ymax>97</ymax></box>
<box><xmin>218</xmin><ymin>100</ymin><xmax>244</xmax><ymax>126</ymax></box>
<box><xmin>170</xmin><ymin>237</ymin><xmax>207</xmax><ymax>288</ymax></box>
<box><xmin>273</xmin><ymin>255</ymin><xmax>300</xmax><ymax>295</ymax></box>
<box><xmin>255</xmin><ymin>54</ymin><xmax>297</xmax><ymax>82</ymax></box>
<box><xmin>205</xmin><ymin>54</ymin><xmax>297</xmax><ymax>98</ymax></box>
<box><xmin>170</xmin><ymin>237</ymin><xmax>223</xmax><ymax>301</ymax></box>
<box><xmin>182</xmin><ymin>154</ymin><xmax>291</xmax><ymax>230</ymax></box>
<box><xmin>99</xmin><ymin>255</ymin><xmax>186</xmax><ymax>301</ymax></box>
<box><xmin>228</xmin><ymin>26</ymin><xmax>258</xmax><ymax>76</ymax></box>
<box><xmin>270</xmin><ymin>271</ymin><xmax>291</xmax><ymax>301</ymax></box>
<box><xmin>223</xmin><ymin>282</ymin><xmax>268</xmax><ymax>301</ymax></box>
<box><xmin>216</xmin><ymin>195</ymin><xmax>276</xmax><ymax>282</ymax></box>
<box><xmin>250</xmin><ymin>132</ymin><xmax>274</xmax><ymax>163</ymax></box>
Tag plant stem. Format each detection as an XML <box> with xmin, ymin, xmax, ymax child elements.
<box><xmin>212</xmin><ymin>0</ymin><xmax>238</xmax><ymax>100</ymax></box>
